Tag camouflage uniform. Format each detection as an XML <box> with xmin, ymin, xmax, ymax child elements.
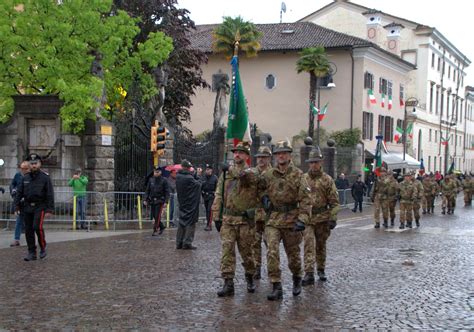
<box><xmin>302</xmin><ymin>153</ymin><xmax>339</xmax><ymax>281</ymax></box>
<box><xmin>252</xmin><ymin>146</ymin><xmax>272</xmax><ymax>278</ymax></box>
<box><xmin>463</xmin><ymin>175</ymin><xmax>474</xmax><ymax>206</ymax></box>
<box><xmin>399</xmin><ymin>174</ymin><xmax>418</xmax><ymax>228</ymax></box>
<box><xmin>412</xmin><ymin>178</ymin><xmax>424</xmax><ymax>223</ymax></box>
<box><xmin>386</xmin><ymin>174</ymin><xmax>400</xmax><ymax>226</ymax></box>
<box><xmin>211</xmin><ymin>144</ymin><xmax>258</xmax><ymax>287</ymax></box>
<box><xmin>371</xmin><ymin>170</ymin><xmax>390</xmax><ymax>228</ymax></box>
<box><xmin>422</xmin><ymin>176</ymin><xmax>438</xmax><ymax>214</ymax></box>
<box><xmin>440</xmin><ymin>175</ymin><xmax>458</xmax><ymax>214</ymax></box>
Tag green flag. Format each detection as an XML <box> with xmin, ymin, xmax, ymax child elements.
<box><xmin>227</xmin><ymin>56</ymin><xmax>251</xmax><ymax>143</ymax></box>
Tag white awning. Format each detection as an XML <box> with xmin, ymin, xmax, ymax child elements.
<box><xmin>368</xmin><ymin>149</ymin><xmax>421</xmax><ymax>169</ymax></box>
<box><xmin>390</xmin><ymin>152</ymin><xmax>421</xmax><ymax>169</ymax></box>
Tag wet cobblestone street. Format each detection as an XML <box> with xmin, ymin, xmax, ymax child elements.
<box><xmin>0</xmin><ymin>201</ymin><xmax>473</xmax><ymax>330</ymax></box>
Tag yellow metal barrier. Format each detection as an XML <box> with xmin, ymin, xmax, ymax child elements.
<box><xmin>137</xmin><ymin>195</ymin><xmax>143</xmax><ymax>230</ymax></box>
<box><xmin>103</xmin><ymin>198</ymin><xmax>109</xmax><ymax>230</ymax></box>
<box><xmin>166</xmin><ymin>203</ymin><xmax>170</xmax><ymax>228</ymax></box>
<box><xmin>72</xmin><ymin>195</ymin><xmax>77</xmax><ymax>231</ymax></box>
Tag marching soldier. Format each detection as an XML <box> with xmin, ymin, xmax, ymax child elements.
<box><xmin>463</xmin><ymin>173</ymin><xmax>473</xmax><ymax>206</ymax></box>
<box><xmin>252</xmin><ymin>146</ymin><xmax>272</xmax><ymax>280</ymax></box>
<box><xmin>398</xmin><ymin>171</ymin><xmax>418</xmax><ymax>229</ymax></box>
<box><xmin>302</xmin><ymin>147</ymin><xmax>339</xmax><ymax>285</ymax></box>
<box><xmin>371</xmin><ymin>168</ymin><xmax>390</xmax><ymax>228</ymax></box>
<box><xmin>212</xmin><ymin>142</ymin><xmax>259</xmax><ymax>297</ymax></box>
<box><xmin>14</xmin><ymin>154</ymin><xmax>54</xmax><ymax>261</ymax></box>
<box><xmin>422</xmin><ymin>174</ymin><xmax>437</xmax><ymax>214</ymax></box>
<box><xmin>259</xmin><ymin>141</ymin><xmax>311</xmax><ymax>301</ymax></box>
<box><xmin>440</xmin><ymin>174</ymin><xmax>458</xmax><ymax>214</ymax></box>
<box><xmin>386</xmin><ymin>171</ymin><xmax>400</xmax><ymax>227</ymax></box>
<box><xmin>412</xmin><ymin>173</ymin><xmax>424</xmax><ymax>227</ymax></box>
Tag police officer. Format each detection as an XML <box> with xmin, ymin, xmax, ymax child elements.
<box><xmin>144</xmin><ymin>166</ymin><xmax>170</xmax><ymax>236</ymax></box>
<box><xmin>302</xmin><ymin>147</ymin><xmax>339</xmax><ymax>285</ymax></box>
<box><xmin>252</xmin><ymin>146</ymin><xmax>272</xmax><ymax>280</ymax></box>
<box><xmin>200</xmin><ymin>164</ymin><xmax>218</xmax><ymax>231</ymax></box>
<box><xmin>14</xmin><ymin>154</ymin><xmax>54</xmax><ymax>261</ymax></box>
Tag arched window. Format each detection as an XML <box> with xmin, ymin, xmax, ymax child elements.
<box><xmin>265</xmin><ymin>74</ymin><xmax>276</xmax><ymax>90</ymax></box>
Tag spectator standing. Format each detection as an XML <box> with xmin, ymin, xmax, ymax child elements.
<box><xmin>201</xmin><ymin>164</ymin><xmax>218</xmax><ymax>231</ymax></box>
<box><xmin>175</xmin><ymin>160</ymin><xmax>201</xmax><ymax>249</ymax></box>
<box><xmin>68</xmin><ymin>168</ymin><xmax>88</xmax><ymax>230</ymax></box>
<box><xmin>144</xmin><ymin>166</ymin><xmax>170</xmax><ymax>236</ymax></box>
<box><xmin>365</xmin><ymin>172</ymin><xmax>375</xmax><ymax>197</ymax></box>
<box><xmin>10</xmin><ymin>161</ymin><xmax>30</xmax><ymax>246</ymax></box>
<box><xmin>351</xmin><ymin>175</ymin><xmax>366</xmax><ymax>213</ymax></box>
<box><xmin>14</xmin><ymin>154</ymin><xmax>54</xmax><ymax>261</ymax></box>
<box><xmin>167</xmin><ymin>169</ymin><xmax>177</xmax><ymax>227</ymax></box>
<box><xmin>335</xmin><ymin>173</ymin><xmax>350</xmax><ymax>205</ymax></box>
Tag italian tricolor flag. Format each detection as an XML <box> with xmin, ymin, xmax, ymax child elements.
<box><xmin>227</xmin><ymin>56</ymin><xmax>252</xmax><ymax>145</ymax></box>
<box><xmin>394</xmin><ymin>126</ymin><xmax>403</xmax><ymax>143</ymax></box>
<box><xmin>368</xmin><ymin>89</ymin><xmax>376</xmax><ymax>104</ymax></box>
<box><xmin>400</xmin><ymin>98</ymin><xmax>404</xmax><ymax>106</ymax></box>
<box><xmin>388</xmin><ymin>95</ymin><xmax>393</xmax><ymax>110</ymax></box>
<box><xmin>381</xmin><ymin>93</ymin><xmax>385</xmax><ymax>108</ymax></box>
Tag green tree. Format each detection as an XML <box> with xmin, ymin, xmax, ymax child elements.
<box><xmin>296</xmin><ymin>46</ymin><xmax>331</xmax><ymax>140</ymax></box>
<box><xmin>212</xmin><ymin>16</ymin><xmax>262</xmax><ymax>59</ymax></box>
<box><xmin>0</xmin><ymin>0</ymin><xmax>173</xmax><ymax>133</ymax></box>
<box><xmin>329</xmin><ymin>128</ymin><xmax>361</xmax><ymax>147</ymax></box>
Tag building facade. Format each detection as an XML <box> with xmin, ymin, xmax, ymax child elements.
<box><xmin>464</xmin><ymin>87</ymin><xmax>474</xmax><ymax>172</ymax></box>
<box><xmin>301</xmin><ymin>0</ymin><xmax>472</xmax><ymax>173</ymax></box>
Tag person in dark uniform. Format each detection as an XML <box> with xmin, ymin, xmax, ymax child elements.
<box><xmin>14</xmin><ymin>154</ymin><xmax>54</xmax><ymax>261</ymax></box>
<box><xmin>351</xmin><ymin>175</ymin><xmax>366</xmax><ymax>213</ymax></box>
<box><xmin>144</xmin><ymin>166</ymin><xmax>170</xmax><ymax>236</ymax></box>
<box><xmin>201</xmin><ymin>164</ymin><xmax>218</xmax><ymax>231</ymax></box>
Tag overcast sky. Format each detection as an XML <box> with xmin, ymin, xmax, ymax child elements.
<box><xmin>178</xmin><ymin>0</ymin><xmax>474</xmax><ymax>87</ymax></box>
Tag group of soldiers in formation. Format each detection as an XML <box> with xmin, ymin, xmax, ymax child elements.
<box><xmin>211</xmin><ymin>141</ymin><xmax>339</xmax><ymax>301</ymax></box>
<box><xmin>372</xmin><ymin>168</ymin><xmax>473</xmax><ymax>229</ymax></box>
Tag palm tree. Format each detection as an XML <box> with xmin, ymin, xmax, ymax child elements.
<box><xmin>296</xmin><ymin>46</ymin><xmax>331</xmax><ymax>140</ymax></box>
<box><xmin>212</xmin><ymin>16</ymin><xmax>262</xmax><ymax>59</ymax></box>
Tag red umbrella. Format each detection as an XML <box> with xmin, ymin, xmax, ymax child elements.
<box><xmin>165</xmin><ymin>164</ymin><xmax>182</xmax><ymax>172</ymax></box>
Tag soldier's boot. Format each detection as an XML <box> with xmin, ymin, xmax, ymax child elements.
<box><xmin>399</xmin><ymin>223</ymin><xmax>405</xmax><ymax>229</ymax></box>
<box><xmin>415</xmin><ymin>219</ymin><xmax>420</xmax><ymax>228</ymax></box>
<box><xmin>390</xmin><ymin>218</ymin><xmax>395</xmax><ymax>227</ymax></box>
<box><xmin>374</xmin><ymin>222</ymin><xmax>380</xmax><ymax>229</ymax></box>
<box><xmin>158</xmin><ymin>222</ymin><xmax>165</xmax><ymax>235</ymax></box>
<box><xmin>317</xmin><ymin>269</ymin><xmax>327</xmax><ymax>282</ymax></box>
<box><xmin>292</xmin><ymin>275</ymin><xmax>302</xmax><ymax>296</ymax></box>
<box><xmin>254</xmin><ymin>266</ymin><xmax>261</xmax><ymax>280</ymax></box>
<box><xmin>442</xmin><ymin>208</ymin><xmax>446</xmax><ymax>215</ymax></box>
<box><xmin>382</xmin><ymin>220</ymin><xmax>388</xmax><ymax>228</ymax></box>
<box><xmin>267</xmin><ymin>282</ymin><xmax>283</xmax><ymax>301</ymax></box>
<box><xmin>430</xmin><ymin>206</ymin><xmax>435</xmax><ymax>214</ymax></box>
<box><xmin>24</xmin><ymin>251</ymin><xmax>37</xmax><ymax>262</ymax></box>
<box><xmin>302</xmin><ymin>272</ymin><xmax>315</xmax><ymax>286</ymax></box>
<box><xmin>406</xmin><ymin>221</ymin><xmax>412</xmax><ymax>228</ymax></box>
<box><xmin>245</xmin><ymin>274</ymin><xmax>256</xmax><ymax>293</ymax></box>
<box><xmin>217</xmin><ymin>279</ymin><xmax>234</xmax><ymax>297</ymax></box>
<box><xmin>422</xmin><ymin>209</ymin><xmax>427</xmax><ymax>214</ymax></box>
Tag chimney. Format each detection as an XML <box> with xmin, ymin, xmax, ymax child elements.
<box><xmin>384</xmin><ymin>22</ymin><xmax>404</xmax><ymax>55</ymax></box>
<box><xmin>362</xmin><ymin>9</ymin><xmax>384</xmax><ymax>45</ymax></box>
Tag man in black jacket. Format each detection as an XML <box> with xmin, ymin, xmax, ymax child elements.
<box><xmin>201</xmin><ymin>164</ymin><xmax>218</xmax><ymax>231</ymax></box>
<box><xmin>176</xmin><ymin>160</ymin><xmax>201</xmax><ymax>250</ymax></box>
<box><xmin>14</xmin><ymin>154</ymin><xmax>54</xmax><ymax>261</ymax></box>
<box><xmin>144</xmin><ymin>166</ymin><xmax>170</xmax><ymax>236</ymax></box>
<box><xmin>351</xmin><ymin>175</ymin><xmax>366</xmax><ymax>212</ymax></box>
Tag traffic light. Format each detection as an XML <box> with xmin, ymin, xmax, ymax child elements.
<box><xmin>156</xmin><ymin>123</ymin><xmax>167</xmax><ymax>156</ymax></box>
<box><xmin>150</xmin><ymin>124</ymin><xmax>158</xmax><ymax>152</ymax></box>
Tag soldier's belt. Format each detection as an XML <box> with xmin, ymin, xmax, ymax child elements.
<box><xmin>312</xmin><ymin>206</ymin><xmax>328</xmax><ymax>214</ymax></box>
<box><xmin>272</xmin><ymin>204</ymin><xmax>298</xmax><ymax>213</ymax></box>
<box><xmin>223</xmin><ymin>208</ymin><xmax>245</xmax><ymax>217</ymax></box>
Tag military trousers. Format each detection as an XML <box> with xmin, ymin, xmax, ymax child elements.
<box><xmin>303</xmin><ymin>222</ymin><xmax>331</xmax><ymax>273</ymax></box>
<box><xmin>253</xmin><ymin>221</ymin><xmax>267</xmax><ymax>269</ymax></box>
<box><xmin>266</xmin><ymin>226</ymin><xmax>302</xmax><ymax>283</ymax></box>
<box><xmin>399</xmin><ymin>202</ymin><xmax>413</xmax><ymax>224</ymax></box>
<box><xmin>422</xmin><ymin>195</ymin><xmax>435</xmax><ymax>211</ymax></box>
<box><xmin>388</xmin><ymin>200</ymin><xmax>397</xmax><ymax>220</ymax></box>
<box><xmin>220</xmin><ymin>223</ymin><xmax>256</xmax><ymax>279</ymax></box>
<box><xmin>442</xmin><ymin>195</ymin><xmax>456</xmax><ymax>210</ymax></box>
<box><xmin>412</xmin><ymin>200</ymin><xmax>421</xmax><ymax>220</ymax></box>
<box><xmin>464</xmin><ymin>190</ymin><xmax>472</xmax><ymax>205</ymax></box>
<box><xmin>373</xmin><ymin>198</ymin><xmax>389</xmax><ymax>224</ymax></box>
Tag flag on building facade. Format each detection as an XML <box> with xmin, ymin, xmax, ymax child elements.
<box><xmin>310</xmin><ymin>102</ymin><xmax>318</xmax><ymax>115</ymax></box>
<box><xmin>374</xmin><ymin>135</ymin><xmax>383</xmax><ymax>176</ymax></box>
<box><xmin>400</xmin><ymin>98</ymin><xmax>404</xmax><ymax>107</ymax></box>
<box><xmin>381</xmin><ymin>93</ymin><xmax>385</xmax><ymax>107</ymax></box>
<box><xmin>448</xmin><ymin>160</ymin><xmax>455</xmax><ymax>174</ymax></box>
<box><xmin>388</xmin><ymin>95</ymin><xmax>393</xmax><ymax>110</ymax></box>
<box><xmin>318</xmin><ymin>103</ymin><xmax>328</xmax><ymax>121</ymax></box>
<box><xmin>441</xmin><ymin>136</ymin><xmax>448</xmax><ymax>146</ymax></box>
<box><xmin>227</xmin><ymin>56</ymin><xmax>252</xmax><ymax>144</ymax></box>
<box><xmin>406</xmin><ymin>123</ymin><xmax>413</xmax><ymax>139</ymax></box>
<box><xmin>368</xmin><ymin>89</ymin><xmax>376</xmax><ymax>104</ymax></box>
<box><xmin>419</xmin><ymin>158</ymin><xmax>425</xmax><ymax>175</ymax></box>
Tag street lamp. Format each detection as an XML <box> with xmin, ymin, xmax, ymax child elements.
<box><xmin>316</xmin><ymin>62</ymin><xmax>337</xmax><ymax>146</ymax></box>
<box><xmin>403</xmin><ymin>97</ymin><xmax>418</xmax><ymax>162</ymax></box>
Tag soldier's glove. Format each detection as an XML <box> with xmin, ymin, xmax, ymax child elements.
<box><xmin>262</xmin><ymin>195</ymin><xmax>272</xmax><ymax>213</ymax></box>
<box><xmin>214</xmin><ymin>219</ymin><xmax>222</xmax><ymax>232</ymax></box>
<box><xmin>328</xmin><ymin>219</ymin><xmax>337</xmax><ymax>230</ymax></box>
<box><xmin>293</xmin><ymin>220</ymin><xmax>305</xmax><ymax>232</ymax></box>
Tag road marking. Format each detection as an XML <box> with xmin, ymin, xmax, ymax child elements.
<box><xmin>352</xmin><ymin>224</ymin><xmax>376</xmax><ymax>230</ymax></box>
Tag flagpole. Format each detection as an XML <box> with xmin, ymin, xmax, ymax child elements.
<box><xmin>316</xmin><ymin>84</ymin><xmax>321</xmax><ymax>146</ymax></box>
<box><xmin>224</xmin><ymin>41</ymin><xmax>240</xmax><ymax>164</ymax></box>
